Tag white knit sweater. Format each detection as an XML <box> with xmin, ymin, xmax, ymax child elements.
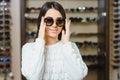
<box><xmin>21</xmin><ymin>38</ymin><xmax>88</xmax><ymax>80</ymax></box>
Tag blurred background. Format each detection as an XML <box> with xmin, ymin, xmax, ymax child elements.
<box><xmin>0</xmin><ymin>0</ymin><xmax>120</xmax><ymax>80</ymax></box>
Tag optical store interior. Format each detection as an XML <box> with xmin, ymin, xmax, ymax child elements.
<box><xmin>0</xmin><ymin>0</ymin><xmax>120</xmax><ymax>80</ymax></box>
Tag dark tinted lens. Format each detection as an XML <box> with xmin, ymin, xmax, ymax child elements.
<box><xmin>44</xmin><ymin>17</ymin><xmax>53</xmax><ymax>26</ymax></box>
<box><xmin>5</xmin><ymin>0</ymin><xmax>10</xmax><ymax>2</ymax></box>
<box><xmin>114</xmin><ymin>0</ymin><xmax>119</xmax><ymax>2</ymax></box>
<box><xmin>56</xmin><ymin>18</ymin><xmax>65</xmax><ymax>27</ymax></box>
<box><xmin>0</xmin><ymin>15</ymin><xmax>11</xmax><ymax>19</ymax></box>
<box><xmin>114</xmin><ymin>19</ymin><xmax>120</xmax><ymax>23</ymax></box>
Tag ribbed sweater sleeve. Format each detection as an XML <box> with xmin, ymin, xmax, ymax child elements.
<box><xmin>62</xmin><ymin>42</ymin><xmax>88</xmax><ymax>80</ymax></box>
<box><xmin>21</xmin><ymin>38</ymin><xmax>45</xmax><ymax>80</ymax></box>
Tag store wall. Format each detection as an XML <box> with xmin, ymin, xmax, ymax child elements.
<box><xmin>8</xmin><ymin>0</ymin><xmax>119</xmax><ymax>80</ymax></box>
<box><xmin>11</xmin><ymin>0</ymin><xmax>21</xmax><ymax>80</ymax></box>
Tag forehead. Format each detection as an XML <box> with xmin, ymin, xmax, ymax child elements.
<box><xmin>44</xmin><ymin>8</ymin><xmax>62</xmax><ymax>18</ymax></box>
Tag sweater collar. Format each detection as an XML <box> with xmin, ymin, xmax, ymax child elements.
<box><xmin>45</xmin><ymin>41</ymin><xmax>61</xmax><ymax>49</ymax></box>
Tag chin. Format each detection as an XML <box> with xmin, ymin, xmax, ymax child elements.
<box><xmin>48</xmin><ymin>33</ymin><xmax>59</xmax><ymax>38</ymax></box>
<box><xmin>50</xmin><ymin>35</ymin><xmax>58</xmax><ymax>38</ymax></box>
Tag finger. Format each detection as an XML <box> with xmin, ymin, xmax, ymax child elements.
<box><xmin>62</xmin><ymin>30</ymin><xmax>65</xmax><ymax>35</ymax></box>
<box><xmin>65</xmin><ymin>19</ymin><xmax>71</xmax><ymax>34</ymax></box>
<box><xmin>65</xmin><ymin>19</ymin><xmax>67</xmax><ymax>31</ymax></box>
<box><xmin>41</xmin><ymin>17</ymin><xmax>44</xmax><ymax>25</ymax></box>
<box><xmin>62</xmin><ymin>30</ymin><xmax>65</xmax><ymax>38</ymax></box>
<box><xmin>38</xmin><ymin>17</ymin><xmax>46</xmax><ymax>38</ymax></box>
<box><xmin>42</xmin><ymin>22</ymin><xmax>46</xmax><ymax>36</ymax></box>
<box><xmin>65</xmin><ymin>19</ymin><xmax>71</xmax><ymax>31</ymax></box>
<box><xmin>39</xmin><ymin>17</ymin><xmax>45</xmax><ymax>31</ymax></box>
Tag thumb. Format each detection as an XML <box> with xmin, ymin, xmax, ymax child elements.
<box><xmin>62</xmin><ymin>30</ymin><xmax>65</xmax><ymax>37</ymax></box>
<box><xmin>62</xmin><ymin>30</ymin><xmax>65</xmax><ymax>39</ymax></box>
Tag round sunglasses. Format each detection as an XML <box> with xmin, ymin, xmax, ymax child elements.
<box><xmin>0</xmin><ymin>0</ymin><xmax>10</xmax><ymax>2</ymax></box>
<box><xmin>44</xmin><ymin>17</ymin><xmax>65</xmax><ymax>27</ymax></box>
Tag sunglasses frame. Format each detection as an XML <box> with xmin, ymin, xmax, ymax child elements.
<box><xmin>0</xmin><ymin>20</ymin><xmax>10</xmax><ymax>24</ymax></box>
<box><xmin>0</xmin><ymin>14</ymin><xmax>11</xmax><ymax>19</ymax></box>
<box><xmin>0</xmin><ymin>0</ymin><xmax>10</xmax><ymax>2</ymax></box>
<box><xmin>44</xmin><ymin>17</ymin><xmax>65</xmax><ymax>27</ymax></box>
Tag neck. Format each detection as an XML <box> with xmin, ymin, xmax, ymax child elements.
<box><xmin>45</xmin><ymin>37</ymin><xmax>59</xmax><ymax>46</ymax></box>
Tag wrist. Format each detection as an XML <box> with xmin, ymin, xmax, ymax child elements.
<box><xmin>62</xmin><ymin>40</ymin><xmax>69</xmax><ymax>44</ymax></box>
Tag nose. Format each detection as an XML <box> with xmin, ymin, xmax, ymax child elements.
<box><xmin>52</xmin><ymin>21</ymin><xmax>57</xmax><ymax>27</ymax></box>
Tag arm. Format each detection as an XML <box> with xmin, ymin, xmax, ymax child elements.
<box><xmin>21</xmin><ymin>38</ymin><xmax>45</xmax><ymax>80</ymax></box>
<box><xmin>62</xmin><ymin>42</ymin><xmax>88</xmax><ymax>80</ymax></box>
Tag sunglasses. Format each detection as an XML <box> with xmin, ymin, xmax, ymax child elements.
<box><xmin>115</xmin><ymin>24</ymin><xmax>120</xmax><ymax>28</ymax></box>
<box><xmin>0</xmin><ymin>47</ymin><xmax>10</xmax><ymax>52</ymax></box>
<box><xmin>0</xmin><ymin>52</ymin><xmax>10</xmax><ymax>57</ymax></box>
<box><xmin>0</xmin><ymin>41</ymin><xmax>10</xmax><ymax>47</ymax></box>
<box><xmin>114</xmin><ymin>29</ymin><xmax>120</xmax><ymax>33</ymax></box>
<box><xmin>0</xmin><ymin>20</ymin><xmax>10</xmax><ymax>24</ymax></box>
<box><xmin>114</xmin><ymin>50</ymin><xmax>120</xmax><ymax>54</ymax></box>
<box><xmin>113</xmin><ymin>40</ymin><xmax>120</xmax><ymax>44</ymax></box>
<box><xmin>114</xmin><ymin>19</ymin><xmax>120</xmax><ymax>23</ymax></box>
<box><xmin>0</xmin><ymin>26</ymin><xmax>10</xmax><ymax>30</ymax></box>
<box><xmin>0</xmin><ymin>14</ymin><xmax>11</xmax><ymax>19</ymax></box>
<box><xmin>25</xmin><ymin>7</ymin><xmax>41</xmax><ymax>13</ymax></box>
<box><xmin>0</xmin><ymin>8</ymin><xmax>10</xmax><ymax>13</ymax></box>
<box><xmin>114</xmin><ymin>0</ymin><xmax>120</xmax><ymax>2</ymax></box>
<box><xmin>0</xmin><ymin>0</ymin><xmax>10</xmax><ymax>2</ymax></box>
<box><xmin>0</xmin><ymin>37</ymin><xmax>10</xmax><ymax>41</ymax></box>
<box><xmin>114</xmin><ymin>35</ymin><xmax>120</xmax><ymax>38</ymax></box>
<box><xmin>26</xmin><ymin>17</ymin><xmax>37</xmax><ymax>23</ymax></box>
<box><xmin>114</xmin><ymin>45</ymin><xmax>120</xmax><ymax>49</ymax></box>
<box><xmin>0</xmin><ymin>32</ymin><xmax>10</xmax><ymax>36</ymax></box>
<box><xmin>114</xmin><ymin>9</ymin><xmax>120</xmax><ymax>13</ymax></box>
<box><xmin>0</xmin><ymin>57</ymin><xmax>11</xmax><ymax>63</ymax></box>
<box><xmin>44</xmin><ymin>17</ymin><xmax>65</xmax><ymax>27</ymax></box>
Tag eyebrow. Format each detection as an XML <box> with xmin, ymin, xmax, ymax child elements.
<box><xmin>45</xmin><ymin>16</ymin><xmax>64</xmax><ymax>19</ymax></box>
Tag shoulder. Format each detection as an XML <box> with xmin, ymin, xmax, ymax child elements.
<box><xmin>61</xmin><ymin>41</ymin><xmax>76</xmax><ymax>46</ymax></box>
<box><xmin>22</xmin><ymin>42</ymin><xmax>35</xmax><ymax>58</ymax></box>
<box><xmin>22</xmin><ymin>42</ymin><xmax>35</xmax><ymax>51</ymax></box>
<box><xmin>59</xmin><ymin>41</ymin><xmax>78</xmax><ymax>49</ymax></box>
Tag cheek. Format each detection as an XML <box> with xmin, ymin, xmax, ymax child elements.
<box><xmin>45</xmin><ymin>27</ymin><xmax>63</xmax><ymax>33</ymax></box>
<box><xmin>45</xmin><ymin>27</ymin><xmax>49</xmax><ymax>33</ymax></box>
<box><xmin>45</xmin><ymin>27</ymin><xmax>63</xmax><ymax>36</ymax></box>
<box><xmin>58</xmin><ymin>27</ymin><xmax>63</xmax><ymax>33</ymax></box>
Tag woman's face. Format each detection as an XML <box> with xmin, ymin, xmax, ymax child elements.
<box><xmin>44</xmin><ymin>8</ymin><xmax>64</xmax><ymax>39</ymax></box>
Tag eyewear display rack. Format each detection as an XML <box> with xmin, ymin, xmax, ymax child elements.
<box><xmin>109</xmin><ymin>0</ymin><xmax>120</xmax><ymax>80</ymax></box>
<box><xmin>20</xmin><ymin>0</ymin><xmax>109</xmax><ymax>80</ymax></box>
<box><xmin>0</xmin><ymin>0</ymin><xmax>13</xmax><ymax>80</ymax></box>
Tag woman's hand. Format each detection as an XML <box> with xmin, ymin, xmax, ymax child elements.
<box><xmin>38</xmin><ymin>17</ymin><xmax>46</xmax><ymax>39</ymax></box>
<box><xmin>62</xmin><ymin>19</ymin><xmax>71</xmax><ymax>44</ymax></box>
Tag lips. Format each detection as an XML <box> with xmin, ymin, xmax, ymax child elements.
<box><xmin>49</xmin><ymin>29</ymin><xmax>58</xmax><ymax>33</ymax></box>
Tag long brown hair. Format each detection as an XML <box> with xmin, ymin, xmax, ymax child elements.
<box><xmin>36</xmin><ymin>1</ymin><xmax>66</xmax><ymax>40</ymax></box>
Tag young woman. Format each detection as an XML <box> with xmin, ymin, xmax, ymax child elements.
<box><xmin>21</xmin><ymin>1</ymin><xmax>88</xmax><ymax>80</ymax></box>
